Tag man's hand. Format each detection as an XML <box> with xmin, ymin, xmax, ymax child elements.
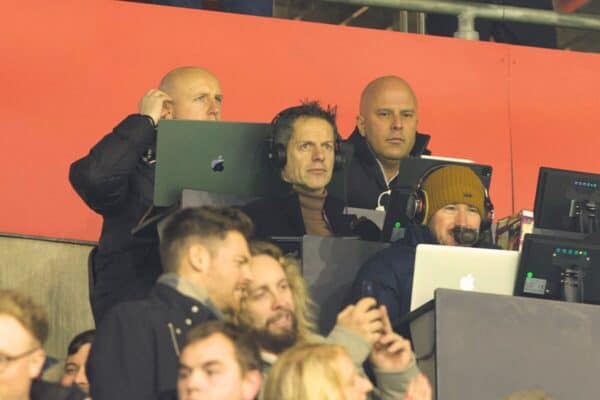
<box><xmin>336</xmin><ymin>297</ymin><xmax>384</xmax><ymax>346</ymax></box>
<box><xmin>404</xmin><ymin>374</ymin><xmax>432</xmax><ymax>400</ymax></box>
<box><xmin>370</xmin><ymin>306</ymin><xmax>413</xmax><ymax>371</ymax></box>
<box><xmin>138</xmin><ymin>89</ymin><xmax>173</xmax><ymax>125</ymax></box>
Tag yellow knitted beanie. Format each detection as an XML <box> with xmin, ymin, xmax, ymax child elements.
<box><xmin>421</xmin><ymin>165</ymin><xmax>485</xmax><ymax>224</ymax></box>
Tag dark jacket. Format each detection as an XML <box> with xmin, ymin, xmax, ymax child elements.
<box><xmin>347</xmin><ymin>224</ymin><xmax>498</xmax><ymax>332</ymax></box>
<box><xmin>242</xmin><ymin>192</ymin><xmax>357</xmax><ymax>239</ymax></box>
<box><xmin>344</xmin><ymin>128</ymin><xmax>431</xmax><ymax>210</ymax></box>
<box><xmin>87</xmin><ymin>282</ymin><xmax>217</xmax><ymax>400</ymax></box>
<box><xmin>30</xmin><ymin>380</ymin><xmax>87</xmax><ymax>400</ymax></box>
<box><xmin>347</xmin><ymin>224</ymin><xmax>434</xmax><ymax>331</ymax></box>
<box><xmin>69</xmin><ymin>114</ymin><xmax>161</xmax><ymax>323</ymax></box>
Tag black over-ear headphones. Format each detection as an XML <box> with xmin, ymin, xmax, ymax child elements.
<box><xmin>266</xmin><ymin>109</ymin><xmax>345</xmax><ymax>171</ymax></box>
<box><xmin>405</xmin><ymin>164</ymin><xmax>494</xmax><ymax>231</ymax></box>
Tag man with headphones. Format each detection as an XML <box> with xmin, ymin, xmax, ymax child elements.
<box><xmin>346</xmin><ymin>165</ymin><xmax>496</xmax><ymax>331</ymax></box>
<box><xmin>242</xmin><ymin>101</ymin><xmax>360</xmax><ymax>239</ymax></box>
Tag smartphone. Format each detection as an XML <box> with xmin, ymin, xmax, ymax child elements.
<box><xmin>361</xmin><ymin>280</ymin><xmax>379</xmax><ymax>306</ymax></box>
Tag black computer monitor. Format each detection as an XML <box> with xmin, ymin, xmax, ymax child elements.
<box><xmin>381</xmin><ymin>157</ymin><xmax>493</xmax><ymax>242</ymax></box>
<box><xmin>534</xmin><ymin>167</ymin><xmax>600</xmax><ymax>238</ymax></box>
<box><xmin>514</xmin><ymin>234</ymin><xmax>600</xmax><ymax>304</ymax></box>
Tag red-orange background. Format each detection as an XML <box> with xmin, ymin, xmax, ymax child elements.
<box><xmin>1</xmin><ymin>0</ymin><xmax>598</xmax><ymax>241</ymax></box>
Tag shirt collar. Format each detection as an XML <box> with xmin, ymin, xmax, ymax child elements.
<box><xmin>157</xmin><ymin>273</ymin><xmax>224</xmax><ymax>319</ymax></box>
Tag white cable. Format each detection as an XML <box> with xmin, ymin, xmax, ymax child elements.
<box><xmin>376</xmin><ymin>189</ymin><xmax>391</xmax><ymax>212</ymax></box>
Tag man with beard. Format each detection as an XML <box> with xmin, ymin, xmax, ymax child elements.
<box><xmin>235</xmin><ymin>241</ymin><xmax>422</xmax><ymax>399</ymax></box>
<box><xmin>348</xmin><ymin>165</ymin><xmax>498</xmax><ymax>331</ymax></box>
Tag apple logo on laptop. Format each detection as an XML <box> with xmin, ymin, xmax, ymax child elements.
<box><xmin>459</xmin><ymin>273</ymin><xmax>475</xmax><ymax>291</ymax></box>
<box><xmin>211</xmin><ymin>155</ymin><xmax>225</xmax><ymax>172</ymax></box>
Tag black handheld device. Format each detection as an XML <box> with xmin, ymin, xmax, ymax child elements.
<box><xmin>361</xmin><ymin>280</ymin><xmax>379</xmax><ymax>306</ymax></box>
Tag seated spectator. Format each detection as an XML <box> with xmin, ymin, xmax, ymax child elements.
<box><xmin>87</xmin><ymin>206</ymin><xmax>254</xmax><ymax>400</ymax></box>
<box><xmin>347</xmin><ymin>165</ymin><xmax>497</xmax><ymax>330</ymax></box>
<box><xmin>263</xmin><ymin>342</ymin><xmax>431</xmax><ymax>400</ymax></box>
<box><xmin>60</xmin><ymin>330</ymin><xmax>94</xmax><ymax>395</ymax></box>
<box><xmin>177</xmin><ymin>321</ymin><xmax>262</xmax><ymax>400</ymax></box>
<box><xmin>344</xmin><ymin>76</ymin><xmax>431</xmax><ymax>210</ymax></box>
<box><xmin>426</xmin><ymin>0</ymin><xmax>556</xmax><ymax>49</ymax></box>
<box><xmin>0</xmin><ymin>289</ymin><xmax>86</xmax><ymax>400</ymax></box>
<box><xmin>243</xmin><ymin>101</ymin><xmax>376</xmax><ymax>239</ymax></box>
<box><xmin>263</xmin><ymin>343</ymin><xmax>373</xmax><ymax>400</ymax></box>
<box><xmin>234</xmin><ymin>241</ymin><xmax>421</xmax><ymax>398</ymax></box>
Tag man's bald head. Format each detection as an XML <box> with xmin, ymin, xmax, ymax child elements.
<box><xmin>159</xmin><ymin>66</ymin><xmax>223</xmax><ymax>121</ymax></box>
<box><xmin>356</xmin><ymin>75</ymin><xmax>419</xmax><ymax>166</ymax></box>
<box><xmin>359</xmin><ymin>76</ymin><xmax>418</xmax><ymax>115</ymax></box>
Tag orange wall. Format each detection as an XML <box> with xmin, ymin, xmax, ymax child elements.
<box><xmin>1</xmin><ymin>0</ymin><xmax>598</xmax><ymax>241</ymax></box>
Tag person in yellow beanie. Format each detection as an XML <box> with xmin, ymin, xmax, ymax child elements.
<box><xmin>418</xmin><ymin>165</ymin><xmax>488</xmax><ymax>246</ymax></box>
<box><xmin>347</xmin><ymin>165</ymin><xmax>495</xmax><ymax>330</ymax></box>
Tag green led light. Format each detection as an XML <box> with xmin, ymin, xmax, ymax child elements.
<box><xmin>394</xmin><ymin>221</ymin><xmax>402</xmax><ymax>229</ymax></box>
<box><xmin>527</xmin><ymin>272</ymin><xmax>533</xmax><ymax>279</ymax></box>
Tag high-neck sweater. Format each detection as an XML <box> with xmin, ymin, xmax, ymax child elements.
<box><xmin>294</xmin><ymin>186</ymin><xmax>332</xmax><ymax>236</ymax></box>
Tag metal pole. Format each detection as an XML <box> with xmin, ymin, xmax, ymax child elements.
<box><xmin>455</xmin><ymin>11</ymin><xmax>479</xmax><ymax>40</ymax></box>
<box><xmin>321</xmin><ymin>0</ymin><xmax>600</xmax><ymax>33</ymax></box>
<box><xmin>417</xmin><ymin>11</ymin><xmax>426</xmax><ymax>34</ymax></box>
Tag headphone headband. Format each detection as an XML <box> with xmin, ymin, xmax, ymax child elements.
<box><xmin>407</xmin><ymin>163</ymin><xmax>494</xmax><ymax>229</ymax></box>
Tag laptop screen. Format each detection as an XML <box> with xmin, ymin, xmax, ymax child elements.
<box><xmin>154</xmin><ymin>120</ymin><xmax>348</xmax><ymax>207</ymax></box>
<box><xmin>410</xmin><ymin>244</ymin><xmax>519</xmax><ymax>311</ymax></box>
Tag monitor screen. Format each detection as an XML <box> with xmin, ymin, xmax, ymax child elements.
<box><xmin>514</xmin><ymin>234</ymin><xmax>600</xmax><ymax>305</ymax></box>
<box><xmin>534</xmin><ymin>167</ymin><xmax>600</xmax><ymax>237</ymax></box>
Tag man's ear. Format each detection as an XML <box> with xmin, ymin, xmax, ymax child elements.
<box><xmin>356</xmin><ymin>115</ymin><xmax>366</xmax><ymax>137</ymax></box>
<box><xmin>187</xmin><ymin>243</ymin><xmax>211</xmax><ymax>273</ymax></box>
<box><xmin>280</xmin><ymin>168</ymin><xmax>291</xmax><ymax>184</ymax></box>
<box><xmin>161</xmin><ymin>100</ymin><xmax>174</xmax><ymax>120</ymax></box>
<box><xmin>241</xmin><ymin>369</ymin><xmax>262</xmax><ymax>400</ymax></box>
<box><xmin>29</xmin><ymin>348</ymin><xmax>46</xmax><ymax>379</ymax></box>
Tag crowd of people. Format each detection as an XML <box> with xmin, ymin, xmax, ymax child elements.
<box><xmin>0</xmin><ymin>65</ymin><xmax>558</xmax><ymax>400</ymax></box>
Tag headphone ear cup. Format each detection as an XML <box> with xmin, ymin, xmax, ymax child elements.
<box><xmin>406</xmin><ymin>190</ymin><xmax>426</xmax><ymax>224</ymax></box>
<box><xmin>266</xmin><ymin>138</ymin><xmax>287</xmax><ymax>169</ymax></box>
<box><xmin>480</xmin><ymin>196</ymin><xmax>494</xmax><ymax>231</ymax></box>
<box><xmin>274</xmin><ymin>143</ymin><xmax>287</xmax><ymax>169</ymax></box>
<box><xmin>267</xmin><ymin>138</ymin><xmax>286</xmax><ymax>168</ymax></box>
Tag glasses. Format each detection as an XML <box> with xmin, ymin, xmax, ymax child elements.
<box><xmin>0</xmin><ymin>347</ymin><xmax>40</xmax><ymax>373</ymax></box>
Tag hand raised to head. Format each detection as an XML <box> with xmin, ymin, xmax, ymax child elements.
<box><xmin>138</xmin><ymin>89</ymin><xmax>173</xmax><ymax>125</ymax></box>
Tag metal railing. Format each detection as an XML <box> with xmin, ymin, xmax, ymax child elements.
<box><xmin>321</xmin><ymin>0</ymin><xmax>600</xmax><ymax>39</ymax></box>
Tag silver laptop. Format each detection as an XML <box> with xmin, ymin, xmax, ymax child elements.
<box><xmin>410</xmin><ymin>244</ymin><xmax>519</xmax><ymax>311</ymax></box>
